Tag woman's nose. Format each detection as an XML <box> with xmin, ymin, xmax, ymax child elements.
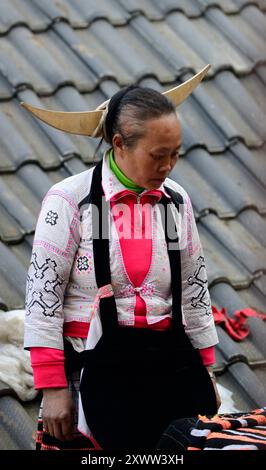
<box><xmin>159</xmin><ymin>160</ymin><xmax>172</xmax><ymax>173</ymax></box>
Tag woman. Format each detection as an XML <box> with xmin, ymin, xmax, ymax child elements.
<box><xmin>24</xmin><ymin>65</ymin><xmax>221</xmax><ymax>451</ymax></box>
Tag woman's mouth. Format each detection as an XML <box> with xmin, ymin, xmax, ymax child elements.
<box><xmin>152</xmin><ymin>178</ymin><xmax>166</xmax><ymax>184</ymax></box>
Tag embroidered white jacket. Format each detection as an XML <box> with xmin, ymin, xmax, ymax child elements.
<box><xmin>24</xmin><ymin>152</ymin><xmax>218</xmax><ymax>351</ymax></box>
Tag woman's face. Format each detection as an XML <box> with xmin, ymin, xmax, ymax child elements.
<box><xmin>112</xmin><ymin>113</ymin><xmax>182</xmax><ymax>189</ymax></box>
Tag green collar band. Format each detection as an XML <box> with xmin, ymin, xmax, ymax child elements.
<box><xmin>109</xmin><ymin>149</ymin><xmax>144</xmax><ymax>194</ymax></box>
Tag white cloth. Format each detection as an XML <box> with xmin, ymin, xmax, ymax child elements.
<box><xmin>0</xmin><ymin>309</ymin><xmax>38</xmax><ymax>401</ymax></box>
<box><xmin>217</xmin><ymin>383</ymin><xmax>241</xmax><ymax>414</ymax></box>
<box><xmin>77</xmin><ymin>303</ymin><xmax>104</xmax><ymax>438</ymax></box>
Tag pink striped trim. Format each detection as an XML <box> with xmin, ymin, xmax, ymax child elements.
<box><xmin>67</xmin><ymin>215</ymin><xmax>80</xmax><ymax>252</ymax></box>
<box><xmin>91</xmin><ymin>284</ymin><xmax>114</xmax><ymax>321</ymax></box>
<box><xmin>33</xmin><ymin>239</ymin><xmax>70</xmax><ymax>259</ymax></box>
<box><xmin>77</xmin><ymin>427</ymin><xmax>103</xmax><ymax>450</ymax></box>
<box><xmin>186</xmin><ymin>195</ymin><xmax>197</xmax><ymax>257</ymax></box>
<box><xmin>44</xmin><ymin>189</ymin><xmax>79</xmax><ymax>213</ymax></box>
<box><xmin>186</xmin><ymin>197</ymin><xmax>201</xmax><ymax>256</ymax></box>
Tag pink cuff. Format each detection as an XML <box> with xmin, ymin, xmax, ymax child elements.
<box><xmin>30</xmin><ymin>347</ymin><xmax>68</xmax><ymax>390</ymax></box>
<box><xmin>199</xmin><ymin>346</ymin><xmax>215</xmax><ymax>366</ymax></box>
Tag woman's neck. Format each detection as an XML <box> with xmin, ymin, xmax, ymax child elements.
<box><xmin>109</xmin><ymin>149</ymin><xmax>143</xmax><ymax>193</ymax></box>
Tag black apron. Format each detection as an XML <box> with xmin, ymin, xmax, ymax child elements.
<box><xmin>77</xmin><ymin>161</ymin><xmax>217</xmax><ymax>451</ymax></box>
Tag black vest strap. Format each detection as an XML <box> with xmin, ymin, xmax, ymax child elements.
<box><xmin>90</xmin><ymin>160</ymin><xmax>119</xmax><ymax>333</ymax></box>
<box><xmin>90</xmin><ymin>161</ymin><xmax>184</xmax><ymax>333</ymax></box>
<box><xmin>160</xmin><ymin>191</ymin><xmax>183</xmax><ymax>330</ymax></box>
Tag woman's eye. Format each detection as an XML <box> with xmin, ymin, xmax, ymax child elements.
<box><xmin>151</xmin><ymin>152</ymin><xmax>179</xmax><ymax>160</ymax></box>
<box><xmin>152</xmin><ymin>155</ymin><xmax>164</xmax><ymax>160</ymax></box>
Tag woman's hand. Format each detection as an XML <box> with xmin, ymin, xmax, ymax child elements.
<box><xmin>42</xmin><ymin>388</ymin><xmax>75</xmax><ymax>441</ymax></box>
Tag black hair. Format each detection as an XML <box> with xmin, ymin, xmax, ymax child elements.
<box><xmin>104</xmin><ymin>85</ymin><xmax>176</xmax><ymax>147</ymax></box>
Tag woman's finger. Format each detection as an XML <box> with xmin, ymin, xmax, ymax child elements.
<box><xmin>45</xmin><ymin>419</ymin><xmax>55</xmax><ymax>438</ymax></box>
<box><xmin>62</xmin><ymin>414</ymin><xmax>74</xmax><ymax>441</ymax></box>
<box><xmin>52</xmin><ymin>421</ymin><xmax>65</xmax><ymax>442</ymax></box>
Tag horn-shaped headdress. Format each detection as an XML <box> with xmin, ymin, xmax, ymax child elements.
<box><xmin>21</xmin><ymin>64</ymin><xmax>210</xmax><ymax>138</ymax></box>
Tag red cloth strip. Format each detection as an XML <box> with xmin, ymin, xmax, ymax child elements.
<box><xmin>212</xmin><ymin>306</ymin><xmax>266</xmax><ymax>341</ymax></box>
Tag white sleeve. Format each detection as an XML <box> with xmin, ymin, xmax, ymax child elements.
<box><xmin>24</xmin><ymin>190</ymin><xmax>80</xmax><ymax>350</ymax></box>
<box><xmin>180</xmin><ymin>193</ymin><xmax>218</xmax><ymax>349</ymax></box>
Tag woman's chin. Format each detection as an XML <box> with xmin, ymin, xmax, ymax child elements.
<box><xmin>147</xmin><ymin>179</ymin><xmax>165</xmax><ymax>189</ymax></box>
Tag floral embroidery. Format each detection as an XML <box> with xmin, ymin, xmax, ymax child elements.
<box><xmin>119</xmin><ymin>283</ymin><xmax>156</xmax><ymax>298</ymax></box>
<box><xmin>77</xmin><ymin>256</ymin><xmax>89</xmax><ymax>271</ymax></box>
<box><xmin>159</xmin><ymin>250</ymin><xmax>168</xmax><ymax>271</ymax></box>
<box><xmin>75</xmin><ymin>252</ymin><xmax>93</xmax><ymax>274</ymax></box>
<box><xmin>119</xmin><ymin>284</ymin><xmax>135</xmax><ymax>298</ymax></box>
<box><xmin>141</xmin><ymin>283</ymin><xmax>156</xmax><ymax>296</ymax></box>
<box><xmin>45</xmin><ymin>210</ymin><xmax>58</xmax><ymax>226</ymax></box>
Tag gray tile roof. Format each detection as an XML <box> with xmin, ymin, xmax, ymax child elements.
<box><xmin>0</xmin><ymin>0</ymin><xmax>265</xmax><ymax>450</ymax></box>
<box><xmin>0</xmin><ymin>380</ymin><xmax>39</xmax><ymax>450</ymax></box>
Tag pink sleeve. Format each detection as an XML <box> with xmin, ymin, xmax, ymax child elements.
<box><xmin>30</xmin><ymin>347</ymin><xmax>67</xmax><ymax>390</ymax></box>
<box><xmin>199</xmin><ymin>346</ymin><xmax>215</xmax><ymax>366</ymax></box>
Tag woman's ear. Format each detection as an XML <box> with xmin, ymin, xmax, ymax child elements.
<box><xmin>112</xmin><ymin>133</ymin><xmax>124</xmax><ymax>157</ymax></box>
